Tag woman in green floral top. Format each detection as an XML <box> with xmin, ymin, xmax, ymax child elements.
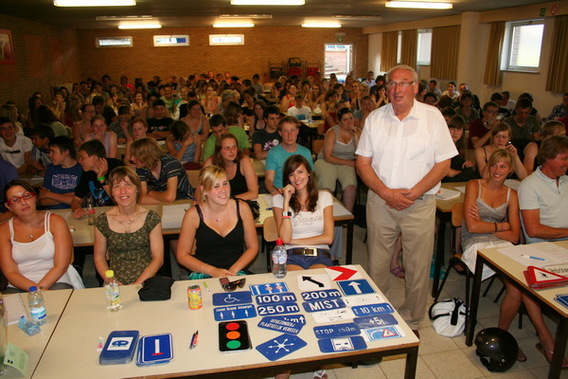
<box><xmin>94</xmin><ymin>166</ymin><xmax>164</xmax><ymax>285</ymax></box>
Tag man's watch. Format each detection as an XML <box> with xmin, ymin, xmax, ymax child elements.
<box><xmin>282</xmin><ymin>211</ymin><xmax>292</xmax><ymax>217</ymax></box>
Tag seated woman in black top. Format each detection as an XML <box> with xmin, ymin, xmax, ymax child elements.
<box><xmin>176</xmin><ymin>165</ymin><xmax>258</xmax><ymax>279</ymax></box>
<box><xmin>203</xmin><ymin>133</ymin><xmax>258</xmax><ymax>200</ymax></box>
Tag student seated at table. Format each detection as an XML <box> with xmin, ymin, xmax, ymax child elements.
<box><xmin>203</xmin><ymin>133</ymin><xmax>258</xmax><ymax>200</ymax></box>
<box><xmin>84</xmin><ymin>115</ymin><xmax>118</xmax><ymax>159</ymax></box>
<box><xmin>523</xmin><ymin>120</ymin><xmax>566</xmax><ymax>174</ymax></box>
<box><xmin>129</xmin><ymin>137</ymin><xmax>193</xmax><ymax>204</ymax></box>
<box><xmin>502</xmin><ymin>135</ymin><xmax>568</xmax><ymax>366</ymax></box>
<box><xmin>272</xmin><ymin>155</ymin><xmax>334</xmax><ymax>270</ymax></box>
<box><xmin>0</xmin><ymin>117</ymin><xmax>32</xmax><ymax>175</ymax></box>
<box><xmin>252</xmin><ymin>105</ymin><xmax>281</xmax><ymax>160</ymax></box>
<box><xmin>0</xmin><ymin>180</ymin><xmax>84</xmax><ymax>293</ymax></box>
<box><xmin>202</xmin><ymin>114</ymin><xmax>251</xmax><ymax>161</ymax></box>
<box><xmin>176</xmin><ymin>166</ymin><xmax>258</xmax><ymax>279</ymax></box>
<box><xmin>94</xmin><ymin>166</ymin><xmax>163</xmax><ymax>285</ymax></box>
<box><xmin>71</xmin><ymin>140</ymin><xmax>124</xmax><ymax>218</ymax></box>
<box><xmin>166</xmin><ymin>120</ymin><xmax>202</xmax><ymax>170</ymax></box>
<box><xmin>286</xmin><ymin>94</ymin><xmax>312</xmax><ymax>121</ymax></box>
<box><xmin>123</xmin><ymin>116</ymin><xmax>148</xmax><ymax>165</ymax></box>
<box><xmin>38</xmin><ymin>136</ymin><xmax>82</xmax><ymax>209</ymax></box>
<box><xmin>22</xmin><ymin>123</ymin><xmax>54</xmax><ymax>176</ymax></box>
<box><xmin>443</xmin><ymin>115</ymin><xmax>478</xmax><ymax>182</ymax></box>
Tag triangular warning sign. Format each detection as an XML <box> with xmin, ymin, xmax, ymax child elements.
<box><xmin>524</xmin><ymin>266</ymin><xmax>568</xmax><ymax>289</ymax></box>
<box><xmin>382</xmin><ymin>328</ymin><xmax>397</xmax><ymax>338</ymax></box>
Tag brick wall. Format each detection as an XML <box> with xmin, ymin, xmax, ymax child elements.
<box><xmin>0</xmin><ymin>14</ymin><xmax>81</xmax><ymax>114</ymax></box>
<box><xmin>77</xmin><ymin>26</ymin><xmax>368</xmax><ymax>85</ymax></box>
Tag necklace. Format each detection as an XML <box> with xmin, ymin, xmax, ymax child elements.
<box><xmin>116</xmin><ymin>206</ymin><xmax>140</xmax><ymax>233</ymax></box>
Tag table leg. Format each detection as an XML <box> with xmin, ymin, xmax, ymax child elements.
<box><xmin>550</xmin><ymin>318</ymin><xmax>568</xmax><ymax>379</ymax></box>
<box><xmin>466</xmin><ymin>253</ymin><xmax>484</xmax><ymax>346</ymax></box>
<box><xmin>346</xmin><ymin>220</ymin><xmax>354</xmax><ymax>265</ymax></box>
<box><xmin>432</xmin><ymin>210</ymin><xmax>449</xmax><ymax>297</ymax></box>
<box><xmin>404</xmin><ymin>346</ymin><xmax>419</xmax><ymax>379</ymax></box>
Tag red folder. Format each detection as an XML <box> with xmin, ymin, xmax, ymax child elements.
<box><xmin>523</xmin><ymin>266</ymin><xmax>568</xmax><ymax>289</ymax></box>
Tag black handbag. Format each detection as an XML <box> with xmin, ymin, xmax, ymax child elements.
<box><xmin>138</xmin><ymin>276</ymin><xmax>174</xmax><ymax>301</ymax></box>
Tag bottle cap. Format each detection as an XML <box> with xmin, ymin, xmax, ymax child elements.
<box><xmin>276</xmin><ymin>238</ymin><xmax>283</xmax><ymax>246</ymax></box>
<box><xmin>29</xmin><ymin>286</ymin><xmax>37</xmax><ymax>292</ymax></box>
<box><xmin>105</xmin><ymin>270</ymin><xmax>115</xmax><ymax>278</ymax></box>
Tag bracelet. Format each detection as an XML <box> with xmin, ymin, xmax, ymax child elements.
<box><xmin>281</xmin><ymin>216</ymin><xmax>291</xmax><ymax>219</ymax></box>
<box><xmin>494</xmin><ymin>223</ymin><xmax>498</xmax><ymax>232</ymax></box>
<box><xmin>97</xmin><ymin>176</ymin><xmax>105</xmax><ymax>182</ymax></box>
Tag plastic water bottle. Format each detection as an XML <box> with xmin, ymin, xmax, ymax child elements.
<box><xmin>27</xmin><ymin>286</ymin><xmax>46</xmax><ymax>325</ymax></box>
<box><xmin>272</xmin><ymin>239</ymin><xmax>287</xmax><ymax>278</ymax></box>
<box><xmin>86</xmin><ymin>196</ymin><xmax>96</xmax><ymax>225</ymax></box>
<box><xmin>104</xmin><ymin>270</ymin><xmax>122</xmax><ymax>312</ymax></box>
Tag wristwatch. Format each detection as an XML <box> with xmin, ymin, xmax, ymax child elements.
<box><xmin>282</xmin><ymin>211</ymin><xmax>292</xmax><ymax>217</ymax></box>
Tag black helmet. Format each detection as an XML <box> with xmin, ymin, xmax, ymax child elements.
<box><xmin>474</xmin><ymin>328</ymin><xmax>518</xmax><ymax>372</ymax></box>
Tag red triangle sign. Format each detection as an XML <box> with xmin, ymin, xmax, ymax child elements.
<box><xmin>382</xmin><ymin>328</ymin><xmax>397</xmax><ymax>338</ymax></box>
<box><xmin>527</xmin><ymin>266</ymin><xmax>568</xmax><ymax>284</ymax></box>
<box><xmin>327</xmin><ymin>266</ymin><xmax>358</xmax><ymax>281</ymax></box>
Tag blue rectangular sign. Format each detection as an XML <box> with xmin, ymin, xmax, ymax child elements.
<box><xmin>302</xmin><ymin>298</ymin><xmax>346</xmax><ymax>313</ymax></box>
<box><xmin>250</xmin><ymin>282</ymin><xmax>290</xmax><ymax>296</ymax></box>
<box><xmin>281</xmin><ymin>314</ymin><xmax>307</xmax><ymax>325</ymax></box>
<box><xmin>256</xmin><ymin>302</ymin><xmax>301</xmax><ymax>316</ymax></box>
<box><xmin>213</xmin><ymin>291</ymin><xmax>252</xmax><ymax>306</ymax></box>
<box><xmin>254</xmin><ymin>292</ymin><xmax>297</xmax><ymax>305</ymax></box>
<box><xmin>351</xmin><ymin>303</ymin><xmax>395</xmax><ymax>316</ymax></box>
<box><xmin>353</xmin><ymin>314</ymin><xmax>398</xmax><ymax>329</ymax></box>
<box><xmin>214</xmin><ymin>304</ymin><xmax>257</xmax><ymax>321</ymax></box>
<box><xmin>318</xmin><ymin>336</ymin><xmax>367</xmax><ymax>353</ymax></box>
<box><xmin>313</xmin><ymin>323</ymin><xmax>360</xmax><ymax>339</ymax></box>
<box><xmin>337</xmin><ymin>279</ymin><xmax>376</xmax><ymax>296</ymax></box>
<box><xmin>301</xmin><ymin>289</ymin><xmax>342</xmax><ymax>302</ymax></box>
<box><xmin>258</xmin><ymin>316</ymin><xmax>304</xmax><ymax>334</ymax></box>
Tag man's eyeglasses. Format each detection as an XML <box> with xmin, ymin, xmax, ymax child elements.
<box><xmin>219</xmin><ymin>277</ymin><xmax>246</xmax><ymax>292</ymax></box>
<box><xmin>7</xmin><ymin>192</ymin><xmax>35</xmax><ymax>206</ymax></box>
<box><xmin>386</xmin><ymin>81</ymin><xmax>415</xmax><ymax>88</ymax></box>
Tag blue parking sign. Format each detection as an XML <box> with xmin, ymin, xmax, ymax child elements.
<box><xmin>337</xmin><ymin>279</ymin><xmax>375</xmax><ymax>296</ymax></box>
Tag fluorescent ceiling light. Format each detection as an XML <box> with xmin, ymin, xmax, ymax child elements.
<box><xmin>118</xmin><ymin>22</ymin><xmax>162</xmax><ymax>29</ymax></box>
<box><xmin>231</xmin><ymin>0</ymin><xmax>304</xmax><ymax>5</ymax></box>
<box><xmin>219</xmin><ymin>14</ymin><xmax>273</xmax><ymax>19</ymax></box>
<box><xmin>213</xmin><ymin>22</ymin><xmax>255</xmax><ymax>28</ymax></box>
<box><xmin>302</xmin><ymin>22</ymin><xmax>342</xmax><ymax>28</ymax></box>
<box><xmin>385</xmin><ymin>1</ymin><xmax>453</xmax><ymax>10</ymax></box>
<box><xmin>333</xmin><ymin>15</ymin><xmax>382</xmax><ymax>21</ymax></box>
<box><xmin>97</xmin><ymin>15</ymin><xmax>152</xmax><ymax>21</ymax></box>
<box><xmin>54</xmin><ymin>0</ymin><xmax>135</xmax><ymax>6</ymax></box>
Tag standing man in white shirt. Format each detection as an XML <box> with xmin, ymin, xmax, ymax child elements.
<box><xmin>356</xmin><ymin>65</ymin><xmax>457</xmax><ymax>334</ymax></box>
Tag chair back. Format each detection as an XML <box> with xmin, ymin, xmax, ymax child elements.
<box><xmin>186</xmin><ymin>170</ymin><xmax>200</xmax><ymax>189</ymax></box>
<box><xmin>263</xmin><ymin>216</ymin><xmax>278</xmax><ymax>243</ymax></box>
<box><xmin>451</xmin><ymin>203</ymin><xmax>464</xmax><ymax>256</ymax></box>
<box><xmin>312</xmin><ymin>139</ymin><xmax>324</xmax><ymax>156</ymax></box>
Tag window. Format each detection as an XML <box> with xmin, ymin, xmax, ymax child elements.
<box><xmin>209</xmin><ymin>34</ymin><xmax>245</xmax><ymax>46</ymax></box>
<box><xmin>417</xmin><ymin>29</ymin><xmax>432</xmax><ymax>65</ymax></box>
<box><xmin>153</xmin><ymin>35</ymin><xmax>189</xmax><ymax>47</ymax></box>
<box><xmin>502</xmin><ymin>20</ymin><xmax>544</xmax><ymax>72</ymax></box>
<box><xmin>96</xmin><ymin>36</ymin><xmax>133</xmax><ymax>48</ymax></box>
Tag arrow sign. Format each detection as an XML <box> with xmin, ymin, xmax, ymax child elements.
<box><xmin>338</xmin><ymin>279</ymin><xmax>375</xmax><ymax>296</ymax></box>
<box><xmin>348</xmin><ymin>282</ymin><xmax>362</xmax><ymax>294</ymax></box>
<box><xmin>326</xmin><ymin>266</ymin><xmax>361</xmax><ymax>281</ymax></box>
<box><xmin>302</xmin><ymin>276</ymin><xmax>324</xmax><ymax>287</ymax></box>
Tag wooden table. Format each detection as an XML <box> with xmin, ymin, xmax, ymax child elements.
<box><xmin>466</xmin><ymin>241</ymin><xmax>568</xmax><ymax>379</ymax></box>
<box><xmin>32</xmin><ymin>266</ymin><xmax>419</xmax><ymax>378</ymax></box>
<box><xmin>4</xmin><ymin>290</ymin><xmax>73</xmax><ymax>378</ymax></box>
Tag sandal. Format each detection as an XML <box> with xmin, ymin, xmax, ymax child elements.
<box><xmin>517</xmin><ymin>348</ymin><xmax>527</xmax><ymax>362</ymax></box>
<box><xmin>536</xmin><ymin>343</ymin><xmax>568</xmax><ymax>368</ymax></box>
<box><xmin>313</xmin><ymin>369</ymin><xmax>328</xmax><ymax>379</ymax></box>
<box><xmin>390</xmin><ymin>266</ymin><xmax>405</xmax><ymax>278</ymax></box>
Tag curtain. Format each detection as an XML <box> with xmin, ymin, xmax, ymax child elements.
<box><xmin>546</xmin><ymin>15</ymin><xmax>568</xmax><ymax>93</ymax></box>
<box><xmin>431</xmin><ymin>26</ymin><xmax>460</xmax><ymax>79</ymax></box>
<box><xmin>483</xmin><ymin>22</ymin><xmax>505</xmax><ymax>87</ymax></box>
<box><xmin>381</xmin><ymin>31</ymin><xmax>398</xmax><ymax>72</ymax></box>
<box><xmin>400</xmin><ymin>29</ymin><xmax>417</xmax><ymax>68</ymax></box>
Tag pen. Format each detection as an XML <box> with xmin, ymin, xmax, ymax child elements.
<box><xmin>202</xmin><ymin>281</ymin><xmax>211</xmax><ymax>294</ymax></box>
<box><xmin>521</xmin><ymin>254</ymin><xmax>545</xmax><ymax>261</ymax></box>
<box><xmin>190</xmin><ymin>330</ymin><xmax>198</xmax><ymax>349</ymax></box>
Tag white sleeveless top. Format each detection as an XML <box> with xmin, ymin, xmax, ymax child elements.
<box><xmin>8</xmin><ymin>212</ymin><xmax>72</xmax><ymax>287</ymax></box>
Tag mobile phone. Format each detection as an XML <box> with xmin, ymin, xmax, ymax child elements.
<box><xmin>219</xmin><ymin>321</ymin><xmax>252</xmax><ymax>352</ymax></box>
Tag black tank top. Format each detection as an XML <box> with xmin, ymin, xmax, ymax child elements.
<box><xmin>229</xmin><ymin>161</ymin><xmax>248</xmax><ymax>198</ymax></box>
<box><xmin>194</xmin><ymin>200</ymin><xmax>244</xmax><ymax>269</ymax></box>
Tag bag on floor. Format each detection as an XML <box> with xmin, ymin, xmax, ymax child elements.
<box><xmin>429</xmin><ymin>297</ymin><xmax>467</xmax><ymax>337</ymax></box>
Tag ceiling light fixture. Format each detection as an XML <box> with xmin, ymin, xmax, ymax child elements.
<box><xmin>97</xmin><ymin>15</ymin><xmax>152</xmax><ymax>21</ymax></box>
<box><xmin>219</xmin><ymin>14</ymin><xmax>273</xmax><ymax>19</ymax></box>
<box><xmin>213</xmin><ymin>22</ymin><xmax>255</xmax><ymax>28</ymax></box>
<box><xmin>385</xmin><ymin>1</ymin><xmax>453</xmax><ymax>10</ymax></box>
<box><xmin>118</xmin><ymin>22</ymin><xmax>162</xmax><ymax>29</ymax></box>
<box><xmin>54</xmin><ymin>0</ymin><xmax>136</xmax><ymax>6</ymax></box>
<box><xmin>231</xmin><ymin>0</ymin><xmax>304</xmax><ymax>6</ymax></box>
<box><xmin>302</xmin><ymin>21</ymin><xmax>342</xmax><ymax>28</ymax></box>
<box><xmin>332</xmin><ymin>15</ymin><xmax>382</xmax><ymax>21</ymax></box>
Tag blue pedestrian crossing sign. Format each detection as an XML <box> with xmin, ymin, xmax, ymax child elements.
<box><xmin>337</xmin><ymin>279</ymin><xmax>375</xmax><ymax>296</ymax></box>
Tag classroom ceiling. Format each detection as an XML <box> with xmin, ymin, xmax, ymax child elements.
<box><xmin>1</xmin><ymin>0</ymin><xmax>550</xmax><ymax>29</ymax></box>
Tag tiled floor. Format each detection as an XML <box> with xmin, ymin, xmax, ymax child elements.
<box><xmin>80</xmin><ymin>224</ymin><xmax>568</xmax><ymax>378</ymax></box>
